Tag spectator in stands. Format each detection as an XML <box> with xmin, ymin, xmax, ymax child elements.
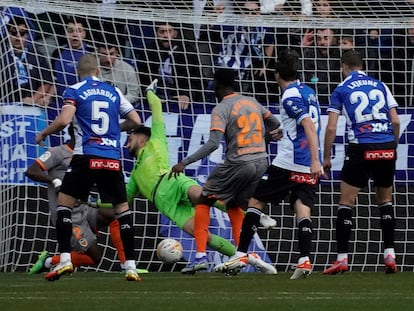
<box><xmin>124</xmin><ymin>19</ymin><xmax>155</xmax><ymax>65</ymax></box>
<box><xmin>193</xmin><ymin>0</ymin><xmax>235</xmax><ymax>40</ymax></box>
<box><xmin>211</xmin><ymin>1</ymin><xmax>275</xmax><ymax>101</ymax></box>
<box><xmin>342</xmin><ymin>1</ymin><xmax>414</xmax><ymax>17</ymax></box>
<box><xmin>52</xmin><ymin>15</ymin><xmax>95</xmax><ymax>109</ymax></box>
<box><xmin>97</xmin><ymin>37</ymin><xmax>141</xmax><ymax>106</ymax></box>
<box><xmin>355</xmin><ymin>28</ymin><xmax>393</xmax><ymax>83</ymax></box>
<box><xmin>137</xmin><ymin>21</ymin><xmax>200</xmax><ymax>110</ymax></box>
<box><xmin>80</xmin><ymin>0</ymin><xmax>128</xmax><ymax>56</ymax></box>
<box><xmin>393</xmin><ymin>19</ymin><xmax>414</xmax><ymax>106</ymax></box>
<box><xmin>194</xmin><ymin>0</ymin><xmax>237</xmax><ymax>102</ymax></box>
<box><xmin>259</xmin><ymin>0</ymin><xmax>312</xmax><ymax>17</ymax></box>
<box><xmin>1</xmin><ymin>7</ymin><xmax>36</xmax><ymax>46</ymax></box>
<box><xmin>24</xmin><ymin>7</ymin><xmax>66</xmax><ymax>62</ymax></box>
<box><xmin>1</xmin><ymin>15</ymin><xmax>54</xmax><ymax>106</ymax></box>
<box><xmin>300</xmin><ymin>27</ymin><xmax>341</xmax><ymax>107</ymax></box>
<box><xmin>311</xmin><ymin>0</ymin><xmax>341</xmax><ymax>18</ymax></box>
<box><xmin>339</xmin><ymin>31</ymin><xmax>355</xmax><ymax>52</ymax></box>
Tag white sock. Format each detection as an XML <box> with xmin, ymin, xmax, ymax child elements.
<box><xmin>235</xmin><ymin>251</ymin><xmax>247</xmax><ymax>257</ymax></box>
<box><xmin>44</xmin><ymin>258</ymin><xmax>52</xmax><ymax>269</ymax></box>
<box><xmin>60</xmin><ymin>252</ymin><xmax>71</xmax><ymax>263</ymax></box>
<box><xmin>384</xmin><ymin>248</ymin><xmax>395</xmax><ymax>258</ymax></box>
<box><xmin>195</xmin><ymin>252</ymin><xmax>206</xmax><ymax>259</ymax></box>
<box><xmin>124</xmin><ymin>259</ymin><xmax>136</xmax><ymax>271</ymax></box>
<box><xmin>298</xmin><ymin>256</ymin><xmax>309</xmax><ymax>265</ymax></box>
<box><xmin>337</xmin><ymin>253</ymin><xmax>348</xmax><ymax>261</ymax></box>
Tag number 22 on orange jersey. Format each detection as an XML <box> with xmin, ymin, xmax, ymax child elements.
<box><xmin>237</xmin><ymin>112</ymin><xmax>263</xmax><ymax>147</ymax></box>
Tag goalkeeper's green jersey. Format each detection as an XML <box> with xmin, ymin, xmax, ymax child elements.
<box><xmin>126</xmin><ymin>93</ymin><xmax>170</xmax><ymax>203</ymax></box>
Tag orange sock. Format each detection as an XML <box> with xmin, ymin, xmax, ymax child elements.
<box><xmin>70</xmin><ymin>252</ymin><xmax>95</xmax><ymax>266</ymax></box>
<box><xmin>51</xmin><ymin>255</ymin><xmax>60</xmax><ymax>266</ymax></box>
<box><xmin>109</xmin><ymin>220</ymin><xmax>126</xmax><ymax>264</ymax></box>
<box><xmin>227</xmin><ymin>207</ymin><xmax>245</xmax><ymax>246</ymax></box>
<box><xmin>51</xmin><ymin>251</ymin><xmax>95</xmax><ymax>267</ymax></box>
<box><xmin>194</xmin><ymin>204</ymin><xmax>210</xmax><ymax>253</ymax></box>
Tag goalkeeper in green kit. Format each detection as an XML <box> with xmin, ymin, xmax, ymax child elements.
<box><xmin>125</xmin><ymin>80</ymin><xmax>238</xmax><ymax>271</ymax></box>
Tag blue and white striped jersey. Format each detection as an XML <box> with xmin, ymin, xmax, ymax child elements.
<box><xmin>328</xmin><ymin>71</ymin><xmax>398</xmax><ymax>144</ymax></box>
<box><xmin>62</xmin><ymin>76</ymin><xmax>135</xmax><ymax>159</ymax></box>
<box><xmin>215</xmin><ymin>25</ymin><xmax>274</xmax><ymax>70</ymax></box>
<box><xmin>272</xmin><ymin>80</ymin><xmax>322</xmax><ymax>173</ymax></box>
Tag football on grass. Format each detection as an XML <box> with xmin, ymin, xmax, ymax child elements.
<box><xmin>156</xmin><ymin>238</ymin><xmax>183</xmax><ymax>264</ymax></box>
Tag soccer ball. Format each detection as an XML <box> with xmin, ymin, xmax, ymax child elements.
<box><xmin>156</xmin><ymin>238</ymin><xmax>183</xmax><ymax>264</ymax></box>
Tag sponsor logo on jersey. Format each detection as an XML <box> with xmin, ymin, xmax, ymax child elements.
<box><xmin>372</xmin><ymin>122</ymin><xmax>388</xmax><ymax>132</ymax></box>
<box><xmin>89</xmin><ymin>159</ymin><xmax>120</xmax><ymax>170</ymax></box>
<box><xmin>38</xmin><ymin>151</ymin><xmax>51</xmax><ymax>162</ymax></box>
<box><xmin>289</xmin><ymin>172</ymin><xmax>317</xmax><ymax>185</ymax></box>
<box><xmin>237</xmin><ymin>146</ymin><xmax>265</xmax><ymax>155</ymax></box>
<box><xmin>364</xmin><ymin>149</ymin><xmax>395</xmax><ymax>160</ymax></box>
<box><xmin>359</xmin><ymin>124</ymin><xmax>372</xmax><ymax>133</ymax></box>
<box><xmin>100</xmin><ymin>137</ymin><xmax>117</xmax><ymax>147</ymax></box>
<box><xmin>88</xmin><ymin>137</ymin><xmax>117</xmax><ymax>148</ymax></box>
<box><xmin>359</xmin><ymin>123</ymin><xmax>388</xmax><ymax>133</ymax></box>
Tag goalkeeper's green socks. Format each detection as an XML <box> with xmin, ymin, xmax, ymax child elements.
<box><xmin>208</xmin><ymin>234</ymin><xmax>236</xmax><ymax>257</ymax></box>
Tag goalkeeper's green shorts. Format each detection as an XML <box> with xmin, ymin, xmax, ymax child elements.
<box><xmin>153</xmin><ymin>174</ymin><xmax>199</xmax><ymax>228</ymax></box>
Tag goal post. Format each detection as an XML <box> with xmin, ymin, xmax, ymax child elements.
<box><xmin>1</xmin><ymin>0</ymin><xmax>413</xmax><ymax>273</ymax></box>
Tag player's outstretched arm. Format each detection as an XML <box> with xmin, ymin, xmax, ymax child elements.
<box><xmin>146</xmin><ymin>87</ymin><xmax>163</xmax><ymax>123</ymax></box>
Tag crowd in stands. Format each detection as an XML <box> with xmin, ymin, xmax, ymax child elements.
<box><xmin>1</xmin><ymin>0</ymin><xmax>414</xmax><ymax>118</ymax></box>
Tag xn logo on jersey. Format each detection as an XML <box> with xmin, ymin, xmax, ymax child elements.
<box><xmin>100</xmin><ymin>137</ymin><xmax>117</xmax><ymax>147</ymax></box>
<box><xmin>371</xmin><ymin>122</ymin><xmax>389</xmax><ymax>132</ymax></box>
<box><xmin>359</xmin><ymin>123</ymin><xmax>388</xmax><ymax>133</ymax></box>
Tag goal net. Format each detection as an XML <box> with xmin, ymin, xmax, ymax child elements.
<box><xmin>1</xmin><ymin>0</ymin><xmax>413</xmax><ymax>273</ymax></box>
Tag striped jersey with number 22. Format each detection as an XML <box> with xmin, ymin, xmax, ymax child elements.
<box><xmin>328</xmin><ymin>71</ymin><xmax>398</xmax><ymax>144</ymax></box>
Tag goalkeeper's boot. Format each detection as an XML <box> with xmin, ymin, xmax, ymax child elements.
<box><xmin>215</xmin><ymin>252</ymin><xmax>248</xmax><ymax>276</ymax></box>
<box><xmin>125</xmin><ymin>269</ymin><xmax>142</xmax><ymax>282</ymax></box>
<box><xmin>247</xmin><ymin>252</ymin><xmax>277</xmax><ymax>274</ymax></box>
<box><xmin>323</xmin><ymin>258</ymin><xmax>349</xmax><ymax>275</ymax></box>
<box><xmin>384</xmin><ymin>255</ymin><xmax>397</xmax><ymax>274</ymax></box>
<box><xmin>290</xmin><ymin>259</ymin><xmax>312</xmax><ymax>280</ymax></box>
<box><xmin>181</xmin><ymin>256</ymin><xmax>209</xmax><ymax>274</ymax></box>
<box><xmin>45</xmin><ymin>260</ymin><xmax>73</xmax><ymax>281</ymax></box>
<box><xmin>146</xmin><ymin>79</ymin><xmax>158</xmax><ymax>94</ymax></box>
<box><xmin>259</xmin><ymin>213</ymin><xmax>277</xmax><ymax>229</ymax></box>
<box><xmin>29</xmin><ymin>250</ymin><xmax>48</xmax><ymax>274</ymax></box>
<box><xmin>120</xmin><ymin>263</ymin><xmax>149</xmax><ymax>274</ymax></box>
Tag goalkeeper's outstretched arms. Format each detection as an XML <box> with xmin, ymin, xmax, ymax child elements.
<box><xmin>145</xmin><ymin>79</ymin><xmax>163</xmax><ymax>123</ymax></box>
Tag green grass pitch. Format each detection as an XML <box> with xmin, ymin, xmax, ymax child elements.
<box><xmin>0</xmin><ymin>272</ymin><xmax>412</xmax><ymax>311</ymax></box>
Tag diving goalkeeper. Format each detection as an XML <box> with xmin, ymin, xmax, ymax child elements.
<box><xmin>124</xmin><ymin>80</ymin><xmax>276</xmax><ymax>273</ymax></box>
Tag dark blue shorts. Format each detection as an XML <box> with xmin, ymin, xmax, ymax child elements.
<box><xmin>252</xmin><ymin>165</ymin><xmax>318</xmax><ymax>210</ymax></box>
<box><xmin>341</xmin><ymin>142</ymin><xmax>396</xmax><ymax>188</ymax></box>
<box><xmin>60</xmin><ymin>155</ymin><xmax>127</xmax><ymax>204</ymax></box>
